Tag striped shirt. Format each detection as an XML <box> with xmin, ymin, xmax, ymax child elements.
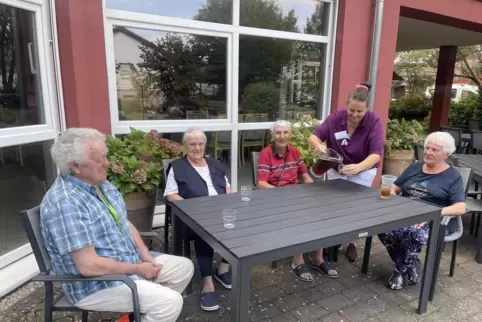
<box><xmin>257</xmin><ymin>144</ymin><xmax>307</xmax><ymax>187</ymax></box>
<box><xmin>40</xmin><ymin>174</ymin><xmax>142</xmax><ymax>304</ymax></box>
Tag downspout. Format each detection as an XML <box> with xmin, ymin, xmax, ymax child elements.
<box><xmin>368</xmin><ymin>0</ymin><xmax>385</xmax><ymax>111</ymax></box>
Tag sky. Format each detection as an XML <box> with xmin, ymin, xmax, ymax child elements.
<box><xmin>107</xmin><ymin>0</ymin><xmax>321</xmax><ymax>41</ymax></box>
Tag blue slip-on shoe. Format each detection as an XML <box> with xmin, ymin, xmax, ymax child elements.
<box><xmin>214</xmin><ymin>268</ymin><xmax>232</xmax><ymax>289</ymax></box>
<box><xmin>200</xmin><ymin>289</ymin><xmax>219</xmax><ymax>311</ymax></box>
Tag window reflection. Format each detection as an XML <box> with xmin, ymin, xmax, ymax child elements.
<box><xmin>238</xmin><ymin>36</ymin><xmax>326</xmax><ymax>122</ymax></box>
<box><xmin>0</xmin><ymin>140</ymin><xmax>54</xmax><ymax>256</ymax></box>
<box><xmin>240</xmin><ymin>0</ymin><xmax>330</xmax><ymax>36</ymax></box>
<box><xmin>113</xmin><ymin>27</ymin><xmax>228</xmax><ymax>121</ymax></box>
<box><xmin>106</xmin><ymin>0</ymin><xmax>233</xmax><ymax>24</ymax></box>
<box><xmin>0</xmin><ymin>5</ymin><xmax>44</xmax><ymax>129</ymax></box>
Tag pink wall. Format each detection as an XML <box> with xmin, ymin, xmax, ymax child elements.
<box><xmin>56</xmin><ymin>0</ymin><xmax>111</xmax><ymax>134</ymax></box>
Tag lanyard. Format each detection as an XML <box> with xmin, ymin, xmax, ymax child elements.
<box><xmin>95</xmin><ymin>186</ymin><xmax>120</xmax><ymax>227</ymax></box>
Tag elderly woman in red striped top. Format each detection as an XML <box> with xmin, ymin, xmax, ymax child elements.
<box><xmin>257</xmin><ymin>120</ymin><xmax>338</xmax><ymax>282</ymax></box>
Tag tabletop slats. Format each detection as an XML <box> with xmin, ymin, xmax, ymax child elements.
<box><xmin>172</xmin><ymin>179</ymin><xmax>440</xmax><ymax>259</ymax></box>
<box><xmin>453</xmin><ymin>154</ymin><xmax>482</xmax><ymax>182</ymax></box>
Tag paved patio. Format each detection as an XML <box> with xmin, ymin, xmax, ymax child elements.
<box><xmin>1</xmin><ymin>216</ymin><xmax>482</xmax><ymax>322</ymax></box>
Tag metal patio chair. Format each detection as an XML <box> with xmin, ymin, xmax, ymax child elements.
<box><xmin>429</xmin><ymin>166</ymin><xmax>473</xmax><ymax>301</ymax></box>
<box><xmin>20</xmin><ymin>206</ymin><xmax>164</xmax><ymax>322</ymax></box>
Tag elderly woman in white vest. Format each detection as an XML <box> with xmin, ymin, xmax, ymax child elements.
<box><xmin>164</xmin><ymin>128</ymin><xmax>231</xmax><ymax>312</ymax></box>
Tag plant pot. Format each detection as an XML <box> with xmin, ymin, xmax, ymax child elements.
<box><xmin>383</xmin><ymin>150</ymin><xmax>414</xmax><ymax>177</ymax></box>
<box><xmin>125</xmin><ymin>190</ymin><xmax>157</xmax><ymax>241</ymax></box>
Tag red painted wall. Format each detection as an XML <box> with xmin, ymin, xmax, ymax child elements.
<box><xmin>56</xmin><ymin>0</ymin><xmax>111</xmax><ymax>134</ymax></box>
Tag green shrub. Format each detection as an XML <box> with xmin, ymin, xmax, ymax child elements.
<box><xmin>385</xmin><ymin>119</ymin><xmax>425</xmax><ymax>155</ymax></box>
<box><xmin>449</xmin><ymin>96</ymin><xmax>479</xmax><ymax>127</ymax></box>
<box><xmin>240</xmin><ymin>83</ymin><xmax>280</xmax><ymax>116</ymax></box>
<box><xmin>289</xmin><ymin>115</ymin><xmax>320</xmax><ymax>168</ymax></box>
<box><xmin>389</xmin><ymin>96</ymin><xmax>432</xmax><ymax>121</ymax></box>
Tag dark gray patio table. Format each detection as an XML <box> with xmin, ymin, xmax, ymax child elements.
<box><xmin>170</xmin><ymin>179</ymin><xmax>441</xmax><ymax>321</ymax></box>
<box><xmin>452</xmin><ymin>154</ymin><xmax>482</xmax><ymax>263</ymax></box>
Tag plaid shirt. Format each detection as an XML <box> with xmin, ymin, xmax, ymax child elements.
<box><xmin>40</xmin><ymin>174</ymin><xmax>142</xmax><ymax>304</ymax></box>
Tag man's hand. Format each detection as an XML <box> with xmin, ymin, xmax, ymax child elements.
<box><xmin>341</xmin><ymin>164</ymin><xmax>363</xmax><ymax>176</ymax></box>
<box><xmin>142</xmin><ymin>253</ymin><xmax>158</xmax><ymax>266</ymax></box>
<box><xmin>137</xmin><ymin>262</ymin><xmax>162</xmax><ymax>280</ymax></box>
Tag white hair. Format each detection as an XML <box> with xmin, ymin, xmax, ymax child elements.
<box><xmin>424</xmin><ymin>131</ymin><xmax>456</xmax><ymax>155</ymax></box>
<box><xmin>182</xmin><ymin>128</ymin><xmax>207</xmax><ymax>145</ymax></box>
<box><xmin>51</xmin><ymin>128</ymin><xmax>106</xmax><ymax>175</ymax></box>
<box><xmin>271</xmin><ymin>120</ymin><xmax>292</xmax><ymax>133</ymax></box>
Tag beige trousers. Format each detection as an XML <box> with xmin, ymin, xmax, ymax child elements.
<box><xmin>76</xmin><ymin>254</ymin><xmax>194</xmax><ymax>322</ymax></box>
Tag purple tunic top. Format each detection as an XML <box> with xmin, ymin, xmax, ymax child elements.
<box><xmin>313</xmin><ymin>109</ymin><xmax>384</xmax><ymax>168</ymax></box>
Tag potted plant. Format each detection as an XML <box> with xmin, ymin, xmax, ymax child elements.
<box><xmin>384</xmin><ymin>118</ymin><xmax>424</xmax><ymax>176</ymax></box>
<box><xmin>106</xmin><ymin>128</ymin><xmax>182</xmax><ymax>233</ymax></box>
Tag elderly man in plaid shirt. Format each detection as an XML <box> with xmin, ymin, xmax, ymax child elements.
<box><xmin>40</xmin><ymin>128</ymin><xmax>194</xmax><ymax>322</ymax></box>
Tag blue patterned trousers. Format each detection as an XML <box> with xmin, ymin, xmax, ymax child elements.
<box><xmin>378</xmin><ymin>225</ymin><xmax>429</xmax><ymax>273</ymax></box>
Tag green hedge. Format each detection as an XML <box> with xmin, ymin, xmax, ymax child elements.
<box><xmin>390</xmin><ymin>95</ymin><xmax>482</xmax><ymax>129</ymax></box>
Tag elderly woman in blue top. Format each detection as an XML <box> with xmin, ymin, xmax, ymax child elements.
<box><xmin>164</xmin><ymin>128</ymin><xmax>232</xmax><ymax>312</ymax></box>
<box><xmin>379</xmin><ymin>131</ymin><xmax>466</xmax><ymax>290</ymax></box>
<box><xmin>40</xmin><ymin>128</ymin><xmax>194</xmax><ymax>322</ymax></box>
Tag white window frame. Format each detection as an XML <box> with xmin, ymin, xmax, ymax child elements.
<box><xmin>103</xmin><ymin>0</ymin><xmax>338</xmax><ymax>213</ymax></box>
<box><xmin>0</xmin><ymin>0</ymin><xmax>62</xmax><ymax>148</ymax></box>
<box><xmin>0</xmin><ymin>0</ymin><xmax>64</xmax><ymax>267</ymax></box>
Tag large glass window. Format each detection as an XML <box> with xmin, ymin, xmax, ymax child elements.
<box><xmin>106</xmin><ymin>0</ymin><xmax>233</xmax><ymax>24</ymax></box>
<box><xmin>238</xmin><ymin>36</ymin><xmax>326</xmax><ymax>122</ymax></box>
<box><xmin>0</xmin><ymin>5</ymin><xmax>45</xmax><ymax>129</ymax></box>
<box><xmin>240</xmin><ymin>0</ymin><xmax>330</xmax><ymax>36</ymax></box>
<box><xmin>0</xmin><ymin>140</ymin><xmax>54</xmax><ymax>256</ymax></box>
<box><xmin>113</xmin><ymin>27</ymin><xmax>228</xmax><ymax>121</ymax></box>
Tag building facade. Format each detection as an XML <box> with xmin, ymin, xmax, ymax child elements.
<box><xmin>0</xmin><ymin>0</ymin><xmax>481</xmax><ymax>297</ymax></box>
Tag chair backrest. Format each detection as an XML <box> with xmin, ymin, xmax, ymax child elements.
<box><xmin>453</xmin><ymin>166</ymin><xmax>473</xmax><ymax>197</ymax></box>
<box><xmin>468</xmin><ymin>119</ymin><xmax>480</xmax><ymax>131</ymax></box>
<box><xmin>440</xmin><ymin>125</ymin><xmax>462</xmax><ymax>146</ymax></box>
<box><xmin>413</xmin><ymin>143</ymin><xmax>425</xmax><ymax>161</ymax></box>
<box><xmin>20</xmin><ymin>206</ymin><xmax>52</xmax><ymax>273</ymax></box>
<box><xmin>251</xmin><ymin>151</ymin><xmax>260</xmax><ymax>187</ymax></box>
<box><xmin>471</xmin><ymin>130</ymin><xmax>482</xmax><ymax>152</ymax></box>
<box><xmin>162</xmin><ymin>159</ymin><xmax>174</xmax><ymax>186</ymax></box>
<box><xmin>446</xmin><ymin>155</ymin><xmax>459</xmax><ymax>167</ymax></box>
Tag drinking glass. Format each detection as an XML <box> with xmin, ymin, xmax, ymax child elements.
<box><xmin>338</xmin><ymin>163</ymin><xmax>345</xmax><ymax>176</ymax></box>
<box><xmin>240</xmin><ymin>185</ymin><xmax>252</xmax><ymax>201</ymax></box>
<box><xmin>223</xmin><ymin>209</ymin><xmax>236</xmax><ymax>229</ymax></box>
<box><xmin>380</xmin><ymin>175</ymin><xmax>397</xmax><ymax>199</ymax></box>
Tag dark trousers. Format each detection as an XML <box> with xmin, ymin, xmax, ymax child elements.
<box><xmin>193</xmin><ymin>234</ymin><xmax>228</xmax><ymax>278</ymax></box>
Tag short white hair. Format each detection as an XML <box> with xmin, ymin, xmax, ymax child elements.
<box><xmin>424</xmin><ymin>131</ymin><xmax>456</xmax><ymax>155</ymax></box>
<box><xmin>51</xmin><ymin>128</ymin><xmax>105</xmax><ymax>175</ymax></box>
<box><xmin>271</xmin><ymin>120</ymin><xmax>292</xmax><ymax>133</ymax></box>
<box><xmin>182</xmin><ymin>128</ymin><xmax>207</xmax><ymax>145</ymax></box>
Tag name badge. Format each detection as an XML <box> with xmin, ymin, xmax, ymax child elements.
<box><xmin>334</xmin><ymin>131</ymin><xmax>349</xmax><ymax>140</ymax></box>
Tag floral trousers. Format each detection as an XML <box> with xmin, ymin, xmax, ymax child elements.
<box><xmin>378</xmin><ymin>224</ymin><xmax>430</xmax><ymax>274</ymax></box>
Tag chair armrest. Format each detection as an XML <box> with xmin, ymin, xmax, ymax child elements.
<box><xmin>32</xmin><ymin>274</ymin><xmax>141</xmax><ymax>321</ymax></box>
<box><xmin>468</xmin><ymin>191</ymin><xmax>482</xmax><ymax>196</ymax></box>
<box><xmin>139</xmin><ymin>232</ymin><xmax>162</xmax><ymax>244</ymax></box>
<box><xmin>441</xmin><ymin>216</ymin><xmax>454</xmax><ymax>226</ymax></box>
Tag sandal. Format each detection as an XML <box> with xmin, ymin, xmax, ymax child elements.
<box><xmin>289</xmin><ymin>263</ymin><xmax>314</xmax><ymax>282</ymax></box>
<box><xmin>310</xmin><ymin>262</ymin><xmax>339</xmax><ymax>278</ymax></box>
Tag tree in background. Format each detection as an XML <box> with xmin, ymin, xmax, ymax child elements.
<box><xmin>394</xmin><ymin>50</ymin><xmax>437</xmax><ymax>97</ymax></box>
<box><xmin>193</xmin><ymin>0</ymin><xmax>299</xmax><ymax>94</ymax></box>
<box><xmin>0</xmin><ymin>7</ymin><xmax>16</xmax><ymax>93</ymax></box>
<box><xmin>137</xmin><ymin>34</ymin><xmax>202</xmax><ymax>103</ymax></box>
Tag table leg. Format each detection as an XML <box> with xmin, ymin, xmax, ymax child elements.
<box><xmin>418</xmin><ymin>217</ymin><xmax>440</xmax><ymax>314</ymax></box>
<box><xmin>231</xmin><ymin>260</ymin><xmax>250</xmax><ymax>322</ymax></box>
<box><xmin>361</xmin><ymin>236</ymin><xmax>372</xmax><ymax>274</ymax></box>
<box><xmin>475</xmin><ymin>218</ymin><xmax>482</xmax><ymax>263</ymax></box>
<box><xmin>429</xmin><ymin>223</ymin><xmax>446</xmax><ymax>301</ymax></box>
<box><xmin>171</xmin><ymin>210</ymin><xmax>182</xmax><ymax>256</ymax></box>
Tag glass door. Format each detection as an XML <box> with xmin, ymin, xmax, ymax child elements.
<box><xmin>0</xmin><ymin>0</ymin><xmax>62</xmax><ymax>268</ymax></box>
